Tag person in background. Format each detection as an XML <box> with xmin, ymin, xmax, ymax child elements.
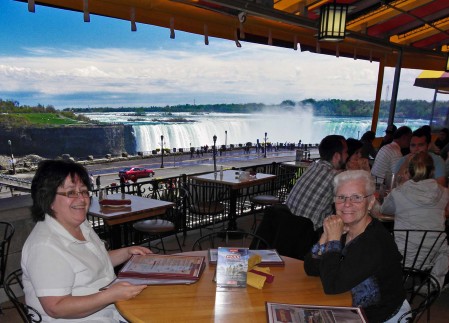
<box><xmin>379</xmin><ymin>124</ymin><xmax>397</xmax><ymax>148</ymax></box>
<box><xmin>360</xmin><ymin>130</ymin><xmax>377</xmax><ymax>160</ymax></box>
<box><xmin>432</xmin><ymin>128</ymin><xmax>449</xmax><ymax>159</ymax></box>
<box><xmin>304</xmin><ymin>170</ymin><xmax>410</xmax><ymax>322</ymax></box>
<box><xmin>285</xmin><ymin>135</ymin><xmax>347</xmax><ymax>231</ymax></box>
<box><xmin>345</xmin><ymin>138</ymin><xmax>370</xmax><ymax>171</ymax></box>
<box><xmin>393</xmin><ymin>127</ymin><xmax>446</xmax><ymax>186</ymax></box>
<box><xmin>89</xmin><ymin>174</ymin><xmax>94</xmax><ymax>188</ymax></box>
<box><xmin>382</xmin><ymin>151</ymin><xmax>449</xmax><ymax>288</ymax></box>
<box><xmin>371</xmin><ymin>126</ymin><xmax>412</xmax><ymax>182</ymax></box>
<box><xmin>22</xmin><ymin>160</ymin><xmax>151</xmax><ymax>322</ymax></box>
<box><xmin>96</xmin><ymin>174</ymin><xmax>101</xmax><ymax>190</ymax></box>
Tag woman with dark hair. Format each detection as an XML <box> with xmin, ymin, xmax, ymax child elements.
<box><xmin>360</xmin><ymin>130</ymin><xmax>377</xmax><ymax>159</ymax></box>
<box><xmin>22</xmin><ymin>160</ymin><xmax>151</xmax><ymax>322</ymax></box>
<box><xmin>432</xmin><ymin>128</ymin><xmax>449</xmax><ymax>158</ymax></box>
<box><xmin>345</xmin><ymin>138</ymin><xmax>370</xmax><ymax>171</ymax></box>
<box><xmin>381</xmin><ymin>151</ymin><xmax>449</xmax><ymax>287</ymax></box>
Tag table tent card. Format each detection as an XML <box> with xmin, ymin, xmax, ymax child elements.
<box><xmin>216</xmin><ymin>247</ymin><xmax>249</xmax><ymax>288</ymax></box>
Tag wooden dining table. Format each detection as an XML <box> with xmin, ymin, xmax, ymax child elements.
<box><xmin>88</xmin><ymin>193</ymin><xmax>174</xmax><ymax>248</ymax></box>
<box><xmin>115</xmin><ymin>250</ymin><xmax>352</xmax><ymax>322</ymax></box>
<box><xmin>190</xmin><ymin>170</ymin><xmax>276</xmax><ymax>231</ymax></box>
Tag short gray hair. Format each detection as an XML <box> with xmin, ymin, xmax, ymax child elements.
<box><xmin>333</xmin><ymin>170</ymin><xmax>375</xmax><ymax>195</ymax></box>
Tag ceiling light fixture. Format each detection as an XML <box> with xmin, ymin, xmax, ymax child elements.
<box><xmin>446</xmin><ymin>54</ymin><xmax>449</xmax><ymax>72</ymax></box>
<box><xmin>28</xmin><ymin>0</ymin><xmax>35</xmax><ymax>13</ymax></box>
<box><xmin>131</xmin><ymin>8</ymin><xmax>137</xmax><ymax>32</ymax></box>
<box><xmin>234</xmin><ymin>29</ymin><xmax>242</xmax><ymax>48</ymax></box>
<box><xmin>318</xmin><ymin>1</ymin><xmax>348</xmax><ymax>42</ymax></box>
<box><xmin>268</xmin><ymin>29</ymin><xmax>272</xmax><ymax>46</ymax></box>
<box><xmin>83</xmin><ymin>0</ymin><xmax>90</xmax><ymax>22</ymax></box>
<box><xmin>170</xmin><ymin>18</ymin><xmax>175</xmax><ymax>39</ymax></box>
<box><xmin>294</xmin><ymin>35</ymin><xmax>298</xmax><ymax>50</ymax></box>
<box><xmin>204</xmin><ymin>24</ymin><xmax>209</xmax><ymax>45</ymax></box>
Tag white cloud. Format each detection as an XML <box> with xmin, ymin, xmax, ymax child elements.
<box><xmin>0</xmin><ymin>41</ymin><xmax>440</xmax><ymax>107</ymax></box>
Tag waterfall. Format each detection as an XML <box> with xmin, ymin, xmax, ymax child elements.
<box><xmin>85</xmin><ymin>111</ymin><xmax>429</xmax><ymax>152</ymax></box>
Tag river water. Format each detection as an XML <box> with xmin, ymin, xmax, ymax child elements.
<box><xmin>84</xmin><ymin>110</ymin><xmax>429</xmax><ymax>153</ymax></box>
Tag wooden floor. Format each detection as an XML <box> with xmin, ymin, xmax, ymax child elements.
<box><xmin>2</xmin><ymin>214</ymin><xmax>448</xmax><ymax>322</ymax></box>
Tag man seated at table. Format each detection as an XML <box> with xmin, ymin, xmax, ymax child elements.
<box><xmin>393</xmin><ymin>127</ymin><xmax>446</xmax><ymax>186</ymax></box>
<box><xmin>371</xmin><ymin>126</ymin><xmax>412</xmax><ymax>182</ymax></box>
<box><xmin>285</xmin><ymin>135</ymin><xmax>347</xmax><ymax>231</ymax></box>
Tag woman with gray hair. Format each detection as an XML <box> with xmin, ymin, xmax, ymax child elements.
<box><xmin>304</xmin><ymin>170</ymin><xmax>410</xmax><ymax>322</ymax></box>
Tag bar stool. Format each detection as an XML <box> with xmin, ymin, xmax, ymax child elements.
<box><xmin>1</xmin><ymin>221</ymin><xmax>15</xmax><ymax>287</ymax></box>
<box><xmin>133</xmin><ymin>219</ymin><xmax>183</xmax><ymax>254</ymax></box>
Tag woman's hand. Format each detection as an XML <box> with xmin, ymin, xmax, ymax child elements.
<box><xmin>323</xmin><ymin>215</ymin><xmax>344</xmax><ymax>242</ymax></box>
<box><xmin>108</xmin><ymin>246</ymin><xmax>152</xmax><ymax>267</ymax></box>
<box><xmin>104</xmin><ymin>282</ymin><xmax>147</xmax><ymax>302</ymax></box>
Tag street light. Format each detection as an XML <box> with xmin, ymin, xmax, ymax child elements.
<box><xmin>7</xmin><ymin>140</ymin><xmax>16</xmax><ymax>175</ymax></box>
<box><xmin>213</xmin><ymin>135</ymin><xmax>217</xmax><ymax>173</ymax></box>
<box><xmin>225</xmin><ymin>130</ymin><xmax>227</xmax><ymax>153</ymax></box>
<box><xmin>264</xmin><ymin>132</ymin><xmax>268</xmax><ymax>158</ymax></box>
<box><xmin>160</xmin><ymin>135</ymin><xmax>164</xmax><ymax>168</ymax></box>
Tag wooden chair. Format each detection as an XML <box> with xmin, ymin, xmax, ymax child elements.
<box><xmin>182</xmin><ymin>182</ymin><xmax>226</xmax><ymax>238</ymax></box>
<box><xmin>4</xmin><ymin>269</ymin><xmax>42</xmax><ymax>323</ymax></box>
<box><xmin>192</xmin><ymin>230</ymin><xmax>270</xmax><ymax>251</ymax></box>
<box><xmin>0</xmin><ymin>221</ymin><xmax>15</xmax><ymax>287</ymax></box>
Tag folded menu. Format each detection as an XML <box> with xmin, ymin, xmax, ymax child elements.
<box><xmin>266</xmin><ymin>303</ymin><xmax>367</xmax><ymax>323</ymax></box>
<box><xmin>209</xmin><ymin>249</ymin><xmax>284</xmax><ymax>266</ymax></box>
<box><xmin>99</xmin><ymin>198</ymin><xmax>132</xmax><ymax>206</ymax></box>
<box><xmin>102</xmin><ymin>254</ymin><xmax>205</xmax><ymax>288</ymax></box>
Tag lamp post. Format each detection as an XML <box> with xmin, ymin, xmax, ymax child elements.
<box><xmin>160</xmin><ymin>135</ymin><xmax>164</xmax><ymax>168</ymax></box>
<box><xmin>213</xmin><ymin>135</ymin><xmax>217</xmax><ymax>173</ymax></box>
<box><xmin>7</xmin><ymin>140</ymin><xmax>16</xmax><ymax>175</ymax></box>
<box><xmin>225</xmin><ymin>130</ymin><xmax>227</xmax><ymax>154</ymax></box>
<box><xmin>264</xmin><ymin>132</ymin><xmax>268</xmax><ymax>158</ymax></box>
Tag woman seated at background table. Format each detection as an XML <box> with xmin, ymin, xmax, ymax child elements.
<box><xmin>304</xmin><ymin>170</ymin><xmax>409</xmax><ymax>322</ymax></box>
<box><xmin>22</xmin><ymin>160</ymin><xmax>151</xmax><ymax>322</ymax></box>
<box><xmin>381</xmin><ymin>151</ymin><xmax>449</xmax><ymax>287</ymax></box>
<box><xmin>345</xmin><ymin>138</ymin><xmax>370</xmax><ymax>171</ymax></box>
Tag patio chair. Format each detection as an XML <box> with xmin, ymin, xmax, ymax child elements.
<box><xmin>192</xmin><ymin>230</ymin><xmax>270</xmax><ymax>251</ymax></box>
<box><xmin>181</xmin><ymin>182</ymin><xmax>226</xmax><ymax>238</ymax></box>
<box><xmin>0</xmin><ymin>221</ymin><xmax>15</xmax><ymax>287</ymax></box>
<box><xmin>4</xmin><ymin>268</ymin><xmax>42</xmax><ymax>323</ymax></box>
<box><xmin>399</xmin><ymin>268</ymin><xmax>440</xmax><ymax>323</ymax></box>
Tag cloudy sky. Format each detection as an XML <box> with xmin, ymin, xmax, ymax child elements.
<box><xmin>0</xmin><ymin>1</ymin><xmax>438</xmax><ymax>109</ymax></box>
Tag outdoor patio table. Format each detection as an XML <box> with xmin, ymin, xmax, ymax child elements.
<box><xmin>190</xmin><ymin>170</ymin><xmax>276</xmax><ymax>231</ymax></box>
<box><xmin>282</xmin><ymin>160</ymin><xmax>313</xmax><ymax>177</ymax></box>
<box><xmin>88</xmin><ymin>193</ymin><xmax>174</xmax><ymax>248</ymax></box>
<box><xmin>115</xmin><ymin>250</ymin><xmax>352</xmax><ymax>322</ymax></box>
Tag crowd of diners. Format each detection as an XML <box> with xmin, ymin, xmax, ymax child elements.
<box><xmin>20</xmin><ymin>125</ymin><xmax>449</xmax><ymax>322</ymax></box>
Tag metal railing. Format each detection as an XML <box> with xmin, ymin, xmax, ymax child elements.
<box><xmin>87</xmin><ymin>161</ymin><xmax>301</xmax><ymax>247</ymax></box>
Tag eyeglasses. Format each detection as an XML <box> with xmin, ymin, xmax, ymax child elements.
<box><xmin>56</xmin><ymin>190</ymin><xmax>91</xmax><ymax>198</ymax></box>
<box><xmin>334</xmin><ymin>194</ymin><xmax>372</xmax><ymax>204</ymax></box>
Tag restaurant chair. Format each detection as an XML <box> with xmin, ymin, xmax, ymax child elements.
<box><xmin>0</xmin><ymin>221</ymin><xmax>15</xmax><ymax>287</ymax></box>
<box><xmin>252</xmin><ymin>204</ymin><xmax>317</xmax><ymax>260</ymax></box>
<box><xmin>181</xmin><ymin>182</ymin><xmax>226</xmax><ymax>238</ymax></box>
<box><xmin>390</xmin><ymin>229</ymin><xmax>447</xmax><ymax>272</ymax></box>
<box><xmin>191</xmin><ymin>230</ymin><xmax>270</xmax><ymax>251</ymax></box>
<box><xmin>399</xmin><ymin>268</ymin><xmax>440</xmax><ymax>323</ymax></box>
<box><xmin>249</xmin><ymin>168</ymin><xmax>296</xmax><ymax>232</ymax></box>
<box><xmin>133</xmin><ymin>206</ymin><xmax>183</xmax><ymax>254</ymax></box>
<box><xmin>4</xmin><ymin>268</ymin><xmax>42</xmax><ymax>323</ymax></box>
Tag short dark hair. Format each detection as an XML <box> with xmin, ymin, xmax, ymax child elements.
<box><xmin>393</xmin><ymin>126</ymin><xmax>412</xmax><ymax>140</ymax></box>
<box><xmin>31</xmin><ymin>160</ymin><xmax>91</xmax><ymax>222</ymax></box>
<box><xmin>319</xmin><ymin>135</ymin><xmax>346</xmax><ymax>162</ymax></box>
<box><xmin>360</xmin><ymin>131</ymin><xmax>375</xmax><ymax>142</ymax></box>
<box><xmin>412</xmin><ymin>127</ymin><xmax>431</xmax><ymax>144</ymax></box>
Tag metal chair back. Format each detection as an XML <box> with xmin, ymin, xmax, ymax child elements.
<box><xmin>4</xmin><ymin>269</ymin><xmax>42</xmax><ymax>323</ymax></box>
<box><xmin>0</xmin><ymin>221</ymin><xmax>15</xmax><ymax>287</ymax></box>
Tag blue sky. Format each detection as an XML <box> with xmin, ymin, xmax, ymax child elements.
<box><xmin>0</xmin><ymin>1</ymin><xmax>438</xmax><ymax>108</ymax></box>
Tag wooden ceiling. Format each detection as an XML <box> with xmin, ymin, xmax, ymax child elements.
<box><xmin>21</xmin><ymin>0</ymin><xmax>449</xmax><ymax>70</ymax></box>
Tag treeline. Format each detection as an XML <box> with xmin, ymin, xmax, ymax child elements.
<box><xmin>2</xmin><ymin>97</ymin><xmax>449</xmax><ymax>120</ymax></box>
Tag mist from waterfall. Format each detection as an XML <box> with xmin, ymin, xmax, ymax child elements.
<box><xmin>85</xmin><ymin>107</ymin><xmax>429</xmax><ymax>152</ymax></box>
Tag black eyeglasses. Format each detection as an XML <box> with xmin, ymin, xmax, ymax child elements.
<box><xmin>334</xmin><ymin>194</ymin><xmax>372</xmax><ymax>204</ymax></box>
<box><xmin>56</xmin><ymin>190</ymin><xmax>91</xmax><ymax>198</ymax></box>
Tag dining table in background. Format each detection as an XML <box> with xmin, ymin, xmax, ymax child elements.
<box><xmin>115</xmin><ymin>250</ymin><xmax>352</xmax><ymax>322</ymax></box>
<box><xmin>281</xmin><ymin>160</ymin><xmax>313</xmax><ymax>177</ymax></box>
<box><xmin>88</xmin><ymin>193</ymin><xmax>174</xmax><ymax>248</ymax></box>
<box><xmin>190</xmin><ymin>170</ymin><xmax>276</xmax><ymax>231</ymax></box>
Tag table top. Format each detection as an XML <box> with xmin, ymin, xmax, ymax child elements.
<box><xmin>190</xmin><ymin>170</ymin><xmax>276</xmax><ymax>189</ymax></box>
<box><xmin>282</xmin><ymin>161</ymin><xmax>313</xmax><ymax>167</ymax></box>
<box><xmin>88</xmin><ymin>193</ymin><xmax>174</xmax><ymax>225</ymax></box>
<box><xmin>115</xmin><ymin>251</ymin><xmax>352</xmax><ymax>322</ymax></box>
